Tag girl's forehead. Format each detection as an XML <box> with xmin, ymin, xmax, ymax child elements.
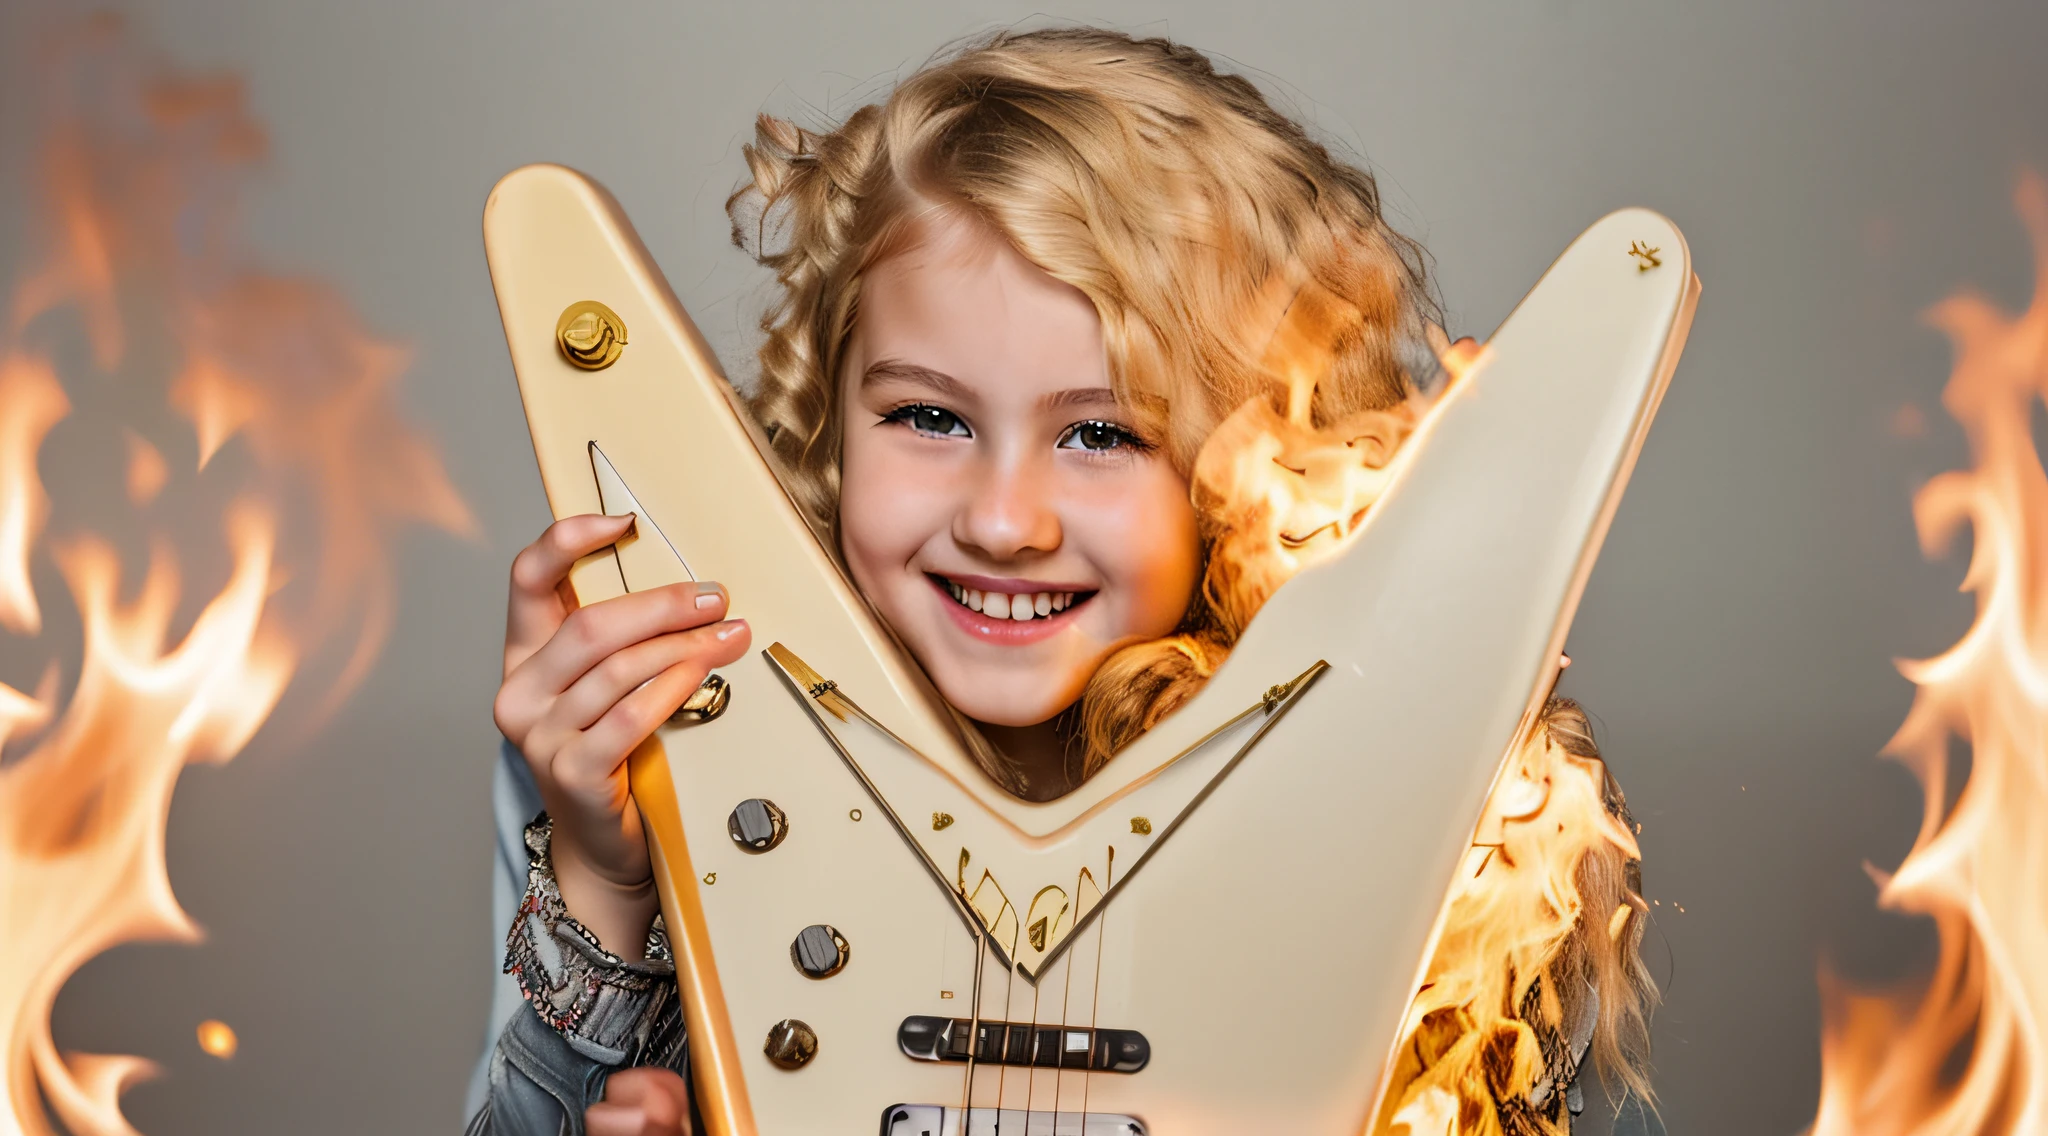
<box><xmin>855</xmin><ymin>223</ymin><xmax>1109</xmax><ymax>396</ymax></box>
<box><xmin>865</xmin><ymin>215</ymin><xmax>1052</xmax><ymax>300</ymax></box>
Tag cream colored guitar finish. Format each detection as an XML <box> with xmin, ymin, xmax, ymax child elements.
<box><xmin>484</xmin><ymin>163</ymin><xmax>1698</xmax><ymax>1135</ymax></box>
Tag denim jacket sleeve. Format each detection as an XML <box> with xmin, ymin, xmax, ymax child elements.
<box><xmin>465</xmin><ymin>741</ymin><xmax>692</xmax><ymax>1135</ymax></box>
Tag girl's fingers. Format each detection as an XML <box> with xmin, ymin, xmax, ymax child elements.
<box><xmin>504</xmin><ymin>514</ymin><xmax>637</xmax><ymax>668</ymax></box>
<box><xmin>588</xmin><ymin>1068</ymin><xmax>690</xmax><ymax>1136</ymax></box>
<box><xmin>513</xmin><ymin>581</ymin><xmax>730</xmax><ymax>697</ymax></box>
<box><xmin>583</xmin><ymin>1103</ymin><xmax>653</xmax><ymax>1136</ymax></box>
<box><xmin>573</xmin><ymin>660</ymin><xmax>715</xmax><ymax>779</ymax></box>
<box><xmin>551</xmin><ymin>620</ymin><xmax>752</xmax><ymax>733</ymax></box>
<box><xmin>493</xmin><ymin>666</ymin><xmax>552</xmax><ymax>745</ymax></box>
<box><xmin>541</xmin><ymin>659</ymin><xmax>701</xmax><ymax>800</ymax></box>
<box><xmin>560</xmin><ymin>622</ymin><xmax>752</xmax><ymax>793</ymax></box>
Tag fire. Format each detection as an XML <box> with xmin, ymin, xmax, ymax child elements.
<box><xmin>1187</xmin><ymin>271</ymin><xmax>1649</xmax><ymax>1135</ymax></box>
<box><xmin>1192</xmin><ymin>278</ymin><xmax>1432</xmax><ymax>635</ymax></box>
<box><xmin>1807</xmin><ymin>174</ymin><xmax>2048</xmax><ymax>1136</ymax></box>
<box><xmin>0</xmin><ymin>17</ymin><xmax>470</xmax><ymax>1136</ymax></box>
<box><xmin>1373</xmin><ymin>703</ymin><xmax>1649</xmax><ymax>1136</ymax></box>
<box><xmin>192</xmin><ymin>1022</ymin><xmax>236</xmax><ymax>1062</ymax></box>
<box><xmin>2</xmin><ymin>509</ymin><xmax>291</xmax><ymax>1136</ymax></box>
<box><xmin>0</xmin><ymin>355</ymin><xmax>68</xmax><ymax>635</ymax></box>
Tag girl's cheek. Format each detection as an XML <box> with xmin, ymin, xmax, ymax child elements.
<box><xmin>837</xmin><ymin>455</ymin><xmax>902</xmax><ymax>589</ymax></box>
<box><xmin>1070</xmin><ymin>470</ymin><xmax>1199</xmax><ymax>636</ymax></box>
<box><xmin>844</xmin><ymin>443</ymin><xmax>955</xmax><ymax>565</ymax></box>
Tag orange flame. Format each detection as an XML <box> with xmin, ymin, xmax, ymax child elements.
<box><xmin>2</xmin><ymin>509</ymin><xmax>291</xmax><ymax>1136</ymax></box>
<box><xmin>193</xmin><ymin>1021</ymin><xmax>236</xmax><ymax>1062</ymax></box>
<box><xmin>1192</xmin><ymin>279</ymin><xmax>1433</xmax><ymax>633</ymax></box>
<box><xmin>1374</xmin><ymin>705</ymin><xmax>1647</xmax><ymax>1136</ymax></box>
<box><xmin>0</xmin><ymin>17</ymin><xmax>470</xmax><ymax>1135</ymax></box>
<box><xmin>0</xmin><ymin>354</ymin><xmax>68</xmax><ymax>635</ymax></box>
<box><xmin>1187</xmin><ymin>274</ymin><xmax>1645</xmax><ymax>1134</ymax></box>
<box><xmin>1807</xmin><ymin>173</ymin><xmax>2048</xmax><ymax>1136</ymax></box>
<box><xmin>121</xmin><ymin>431</ymin><xmax>166</xmax><ymax>507</ymax></box>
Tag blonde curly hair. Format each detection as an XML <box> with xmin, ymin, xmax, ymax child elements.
<box><xmin>727</xmin><ymin>26</ymin><xmax>1441</xmax><ymax>792</ymax></box>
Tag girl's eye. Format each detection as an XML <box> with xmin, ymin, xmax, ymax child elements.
<box><xmin>883</xmin><ymin>404</ymin><xmax>972</xmax><ymax>438</ymax></box>
<box><xmin>1058</xmin><ymin>420</ymin><xmax>1148</xmax><ymax>453</ymax></box>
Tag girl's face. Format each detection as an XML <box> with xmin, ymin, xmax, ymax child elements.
<box><xmin>838</xmin><ymin>218</ymin><xmax>1201</xmax><ymax>728</ymax></box>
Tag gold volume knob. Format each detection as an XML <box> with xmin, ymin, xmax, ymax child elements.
<box><xmin>671</xmin><ymin>673</ymin><xmax>731</xmax><ymax>724</ymax></box>
<box><xmin>555</xmin><ymin>300</ymin><xmax>627</xmax><ymax>370</ymax></box>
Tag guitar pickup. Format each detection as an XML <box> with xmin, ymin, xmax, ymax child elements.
<box><xmin>898</xmin><ymin>1016</ymin><xmax>1150</xmax><ymax>1073</ymax></box>
<box><xmin>882</xmin><ymin>1104</ymin><xmax>1146</xmax><ymax>1135</ymax></box>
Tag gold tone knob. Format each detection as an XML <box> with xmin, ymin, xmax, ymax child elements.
<box><xmin>670</xmin><ymin>673</ymin><xmax>730</xmax><ymax>724</ymax></box>
<box><xmin>555</xmin><ymin>300</ymin><xmax>627</xmax><ymax>370</ymax></box>
<box><xmin>764</xmin><ymin>1018</ymin><xmax>818</xmax><ymax>1070</ymax></box>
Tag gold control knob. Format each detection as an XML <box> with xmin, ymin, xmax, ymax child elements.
<box><xmin>764</xmin><ymin>1018</ymin><xmax>818</xmax><ymax>1070</ymax></box>
<box><xmin>670</xmin><ymin>673</ymin><xmax>730</xmax><ymax>724</ymax></box>
<box><xmin>555</xmin><ymin>300</ymin><xmax>627</xmax><ymax>370</ymax></box>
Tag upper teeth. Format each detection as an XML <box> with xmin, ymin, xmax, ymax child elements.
<box><xmin>946</xmin><ymin>581</ymin><xmax>1075</xmax><ymax>621</ymax></box>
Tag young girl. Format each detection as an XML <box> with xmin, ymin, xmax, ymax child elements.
<box><xmin>467</xmin><ymin>27</ymin><xmax>1649</xmax><ymax>1136</ymax></box>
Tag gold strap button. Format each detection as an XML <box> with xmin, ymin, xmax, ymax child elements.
<box><xmin>555</xmin><ymin>300</ymin><xmax>627</xmax><ymax>369</ymax></box>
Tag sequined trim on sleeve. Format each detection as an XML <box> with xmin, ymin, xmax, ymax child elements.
<box><xmin>503</xmin><ymin>813</ymin><xmax>680</xmax><ymax>1066</ymax></box>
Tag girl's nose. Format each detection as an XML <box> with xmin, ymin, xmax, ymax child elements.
<box><xmin>952</xmin><ymin>456</ymin><xmax>1062</xmax><ymax>561</ymax></box>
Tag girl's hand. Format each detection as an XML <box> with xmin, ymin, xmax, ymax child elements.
<box><xmin>493</xmin><ymin>514</ymin><xmax>751</xmax><ymax>954</ymax></box>
<box><xmin>587</xmin><ymin>1068</ymin><xmax>692</xmax><ymax>1136</ymax></box>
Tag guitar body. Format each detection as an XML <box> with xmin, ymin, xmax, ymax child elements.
<box><xmin>484</xmin><ymin>164</ymin><xmax>1697</xmax><ymax>1135</ymax></box>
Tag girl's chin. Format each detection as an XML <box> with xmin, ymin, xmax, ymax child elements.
<box><xmin>923</xmin><ymin>662</ymin><xmax>1085</xmax><ymax>727</ymax></box>
<box><xmin>941</xmin><ymin>693</ymin><xmax>1070</xmax><ymax>729</ymax></box>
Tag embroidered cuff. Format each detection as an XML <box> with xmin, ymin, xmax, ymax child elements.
<box><xmin>504</xmin><ymin>813</ymin><xmax>677</xmax><ymax>1065</ymax></box>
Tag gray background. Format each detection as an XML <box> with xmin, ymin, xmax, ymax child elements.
<box><xmin>2</xmin><ymin>0</ymin><xmax>2043</xmax><ymax>1132</ymax></box>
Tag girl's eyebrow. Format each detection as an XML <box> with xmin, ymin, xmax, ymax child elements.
<box><xmin>862</xmin><ymin>358</ymin><xmax>1118</xmax><ymax>412</ymax></box>
<box><xmin>861</xmin><ymin>359</ymin><xmax>972</xmax><ymax>400</ymax></box>
<box><xmin>1041</xmin><ymin>387</ymin><xmax>1119</xmax><ymax>411</ymax></box>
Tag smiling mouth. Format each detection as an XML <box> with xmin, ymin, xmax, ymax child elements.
<box><xmin>928</xmin><ymin>574</ymin><xmax>1094</xmax><ymax>622</ymax></box>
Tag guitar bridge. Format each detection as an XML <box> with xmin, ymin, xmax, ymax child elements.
<box><xmin>898</xmin><ymin>1016</ymin><xmax>1149</xmax><ymax>1073</ymax></box>
<box><xmin>882</xmin><ymin>1104</ymin><xmax>1146</xmax><ymax>1135</ymax></box>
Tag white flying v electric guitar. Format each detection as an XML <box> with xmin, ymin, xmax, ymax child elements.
<box><xmin>483</xmin><ymin>163</ymin><xmax>1697</xmax><ymax>1136</ymax></box>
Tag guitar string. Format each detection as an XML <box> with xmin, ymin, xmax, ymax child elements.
<box><xmin>989</xmin><ymin>910</ymin><xmax>1022</xmax><ymax>1133</ymax></box>
<box><xmin>1081</xmin><ymin>846</ymin><xmax>1113</xmax><ymax>1128</ymax></box>
<box><xmin>1027</xmin><ymin>888</ymin><xmax>1076</xmax><ymax>1125</ymax></box>
<box><xmin>1024</xmin><ymin>934</ymin><xmax>1048</xmax><ymax>1121</ymax></box>
<box><xmin>998</xmin><ymin>927</ymin><xmax>1025</xmax><ymax>1132</ymax></box>
<box><xmin>965</xmin><ymin>927</ymin><xmax>985</xmax><ymax>1129</ymax></box>
<box><xmin>1022</xmin><ymin>900</ymin><xmax>1047</xmax><ymax>1118</ymax></box>
<box><xmin>1052</xmin><ymin>881</ymin><xmax>1080</xmax><ymax>1129</ymax></box>
<box><xmin>1062</xmin><ymin>869</ymin><xmax>1096</xmax><ymax>1134</ymax></box>
<box><xmin>968</xmin><ymin>923</ymin><xmax>1001</xmax><ymax>1132</ymax></box>
<box><xmin>959</xmin><ymin>916</ymin><xmax>986</xmax><ymax>1127</ymax></box>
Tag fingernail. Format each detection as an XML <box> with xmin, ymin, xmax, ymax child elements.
<box><xmin>695</xmin><ymin>582</ymin><xmax>726</xmax><ymax>609</ymax></box>
<box><xmin>715</xmin><ymin>619</ymin><xmax>747</xmax><ymax>640</ymax></box>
